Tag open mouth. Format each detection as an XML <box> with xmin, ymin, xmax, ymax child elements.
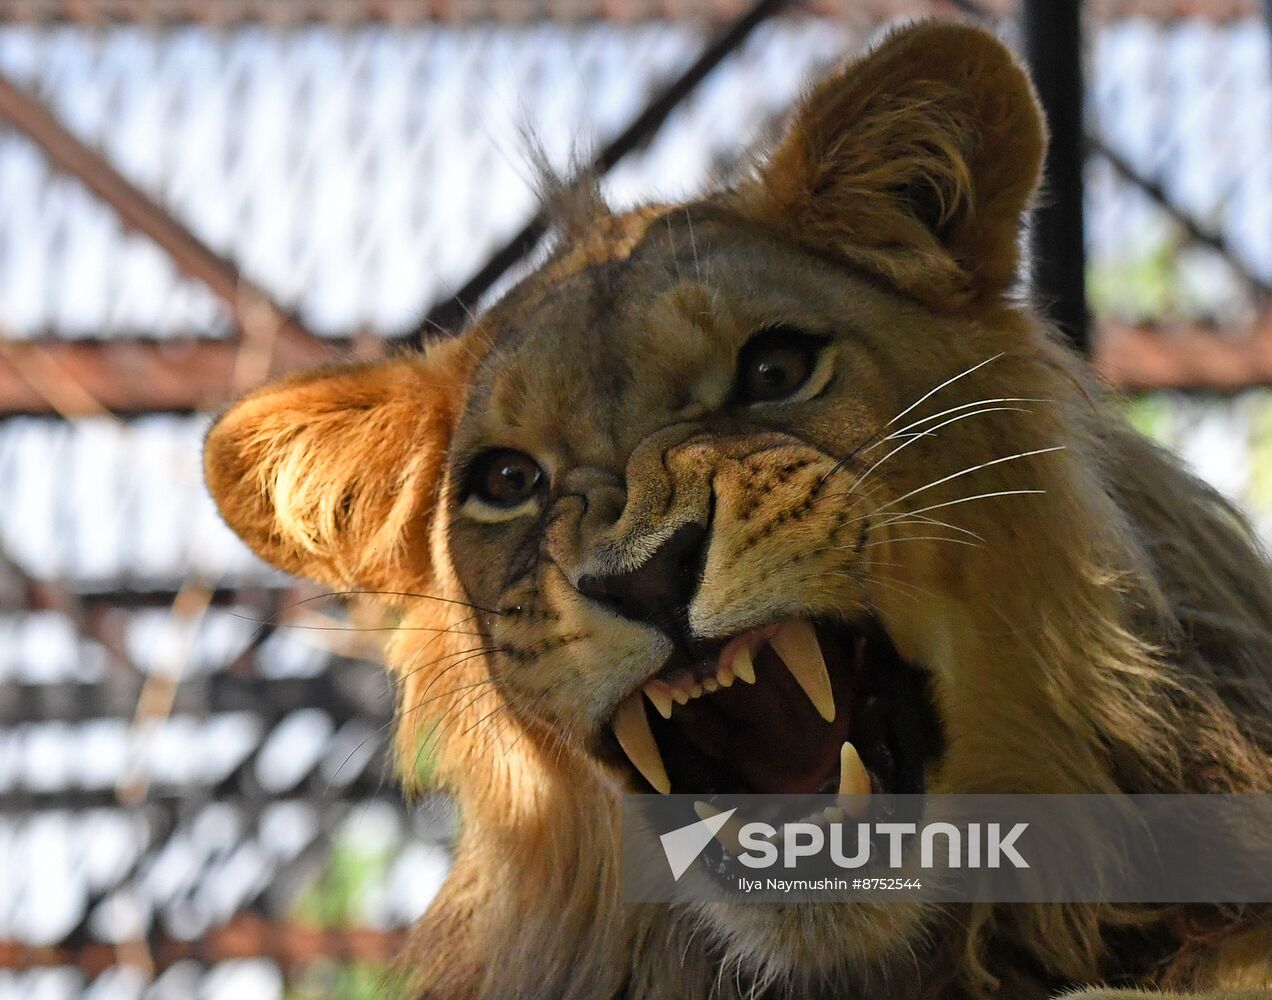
<box><xmin>601</xmin><ymin>618</ymin><xmax>944</xmax><ymax>800</ymax></box>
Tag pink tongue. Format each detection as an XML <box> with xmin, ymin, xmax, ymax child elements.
<box><xmin>667</xmin><ymin>645</ymin><xmax>855</xmax><ymax>794</ymax></box>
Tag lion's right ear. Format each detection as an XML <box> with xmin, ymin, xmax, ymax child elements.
<box><xmin>737</xmin><ymin>21</ymin><xmax>1046</xmax><ymax>311</ymax></box>
<box><xmin>204</xmin><ymin>338</ymin><xmax>474</xmax><ymax>592</ymax></box>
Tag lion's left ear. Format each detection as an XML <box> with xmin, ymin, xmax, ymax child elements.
<box><xmin>738</xmin><ymin>21</ymin><xmax>1046</xmax><ymax>309</ymax></box>
<box><xmin>204</xmin><ymin>337</ymin><xmax>474</xmax><ymax>592</ymax></box>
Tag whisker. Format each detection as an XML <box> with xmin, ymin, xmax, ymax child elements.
<box><xmin>401</xmin><ymin>645</ymin><xmax>501</xmax><ymax>687</ymax></box>
<box><xmin>848</xmin><ymin>407</ymin><xmax>1035</xmax><ymax>494</ymax></box>
<box><xmin>685</xmin><ymin>206</ymin><xmax>701</xmax><ymax>283</ymax></box>
<box><xmin>884</xmin><ymin>488</ymin><xmax>1048</xmax><ymax>521</ymax></box>
<box><xmin>291</xmin><ymin>589</ymin><xmax>504</xmax><ymax>616</ymax></box>
<box><xmin>859</xmin><ymin>405</ymin><xmax>1033</xmax><ymax>457</ymax></box>
<box><xmin>862</xmin><ymin>535</ymin><xmax>982</xmax><ymax>549</ymax></box>
<box><xmin>399</xmin><ymin>675</ymin><xmax>502</xmax><ymax>717</ymax></box>
<box><xmin>881</xmin><ymin>352</ymin><xmax>1006</xmax><ymax>433</ymax></box>
<box><xmin>224</xmin><ymin>612</ymin><xmax>484</xmax><ymax>636</ymax></box>
<box><xmin>875</xmin><ymin>447</ymin><xmax>1064</xmax><ymax>516</ymax></box>
<box><xmin>872</xmin><ymin>512</ymin><xmax>985</xmax><ymax>540</ymax></box>
<box><xmin>814</xmin><ymin>353</ymin><xmax>1007</xmax><ymax>491</ymax></box>
<box><xmin>415</xmin><ymin>678</ymin><xmax>507</xmax><ymax>756</ymax></box>
<box><xmin>862</xmin><ymin>397</ymin><xmax>1050</xmax><ymax>454</ymax></box>
<box><xmin>867</xmin><ymin>574</ymin><xmax>940</xmax><ymax>604</ymax></box>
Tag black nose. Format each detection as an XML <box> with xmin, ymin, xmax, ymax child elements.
<box><xmin>577</xmin><ymin>522</ymin><xmax>708</xmax><ymax>637</ymax></box>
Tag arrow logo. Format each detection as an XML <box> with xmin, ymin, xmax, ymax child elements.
<box><xmin>659</xmin><ymin>807</ymin><xmax>738</xmax><ymax>881</ymax></box>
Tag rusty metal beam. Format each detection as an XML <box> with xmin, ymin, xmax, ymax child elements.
<box><xmin>413</xmin><ymin>0</ymin><xmax>795</xmax><ymax>338</ymax></box>
<box><xmin>0</xmin><ymin>72</ymin><xmax>334</xmax><ymax>373</ymax></box>
<box><xmin>0</xmin><ymin>0</ymin><xmax>1262</xmax><ymax>25</ymax></box>
<box><xmin>0</xmin><ymin>916</ymin><xmax>410</xmax><ymax>975</ymax></box>
<box><xmin>1096</xmin><ymin>313</ymin><xmax>1272</xmax><ymax>393</ymax></box>
<box><xmin>0</xmin><ymin>337</ymin><xmax>338</xmax><ymax>416</ymax></box>
<box><xmin>2</xmin><ymin>321</ymin><xmax>1272</xmax><ymax>417</ymax></box>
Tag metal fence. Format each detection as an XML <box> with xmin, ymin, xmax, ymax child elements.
<box><xmin>0</xmin><ymin>2</ymin><xmax>1269</xmax><ymax>996</ymax></box>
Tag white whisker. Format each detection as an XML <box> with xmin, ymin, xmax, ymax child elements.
<box><xmin>863</xmin><ymin>535</ymin><xmax>982</xmax><ymax>549</ymax></box>
<box><xmin>874</xmin><ymin>512</ymin><xmax>985</xmax><ymax>540</ymax></box>
<box><xmin>875</xmin><ymin>447</ymin><xmax>1064</xmax><ymax>515</ymax></box>
<box><xmin>863</xmin><ymin>397</ymin><xmax>1050</xmax><ymax>453</ymax></box>
<box><xmin>882</xmin><ymin>488</ymin><xmax>1048</xmax><ymax>520</ymax></box>
<box><xmin>880</xmin><ymin>352</ymin><xmax>1006</xmax><ymax>432</ymax></box>
<box><xmin>815</xmin><ymin>354</ymin><xmax>1007</xmax><ymax>491</ymax></box>
<box><xmin>849</xmin><ymin>407</ymin><xmax>1035</xmax><ymax>493</ymax></box>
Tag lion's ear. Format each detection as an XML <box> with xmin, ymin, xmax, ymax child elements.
<box><xmin>204</xmin><ymin>339</ymin><xmax>473</xmax><ymax>591</ymax></box>
<box><xmin>740</xmin><ymin>21</ymin><xmax>1045</xmax><ymax>309</ymax></box>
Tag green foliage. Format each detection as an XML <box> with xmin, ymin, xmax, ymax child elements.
<box><xmin>294</xmin><ymin>838</ymin><xmax>393</xmax><ymax>929</ymax></box>
<box><xmin>1122</xmin><ymin>392</ymin><xmax>1178</xmax><ymax>444</ymax></box>
<box><xmin>288</xmin><ymin>834</ymin><xmax>412</xmax><ymax>998</ymax></box>
<box><xmin>1244</xmin><ymin>394</ymin><xmax>1272</xmax><ymax>516</ymax></box>
<box><xmin>287</xmin><ymin>960</ymin><xmax>412</xmax><ymax>1000</ymax></box>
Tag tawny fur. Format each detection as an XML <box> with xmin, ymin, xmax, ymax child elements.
<box><xmin>204</xmin><ymin>21</ymin><xmax>1272</xmax><ymax>1000</ymax></box>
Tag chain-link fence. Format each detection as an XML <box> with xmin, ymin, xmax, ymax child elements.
<box><xmin>0</xmin><ymin>2</ymin><xmax>1268</xmax><ymax>996</ymax></box>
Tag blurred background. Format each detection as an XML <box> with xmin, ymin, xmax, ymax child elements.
<box><xmin>0</xmin><ymin>0</ymin><xmax>1268</xmax><ymax>997</ymax></box>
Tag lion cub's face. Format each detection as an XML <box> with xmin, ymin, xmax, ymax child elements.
<box><xmin>205</xmin><ymin>22</ymin><xmax>1050</xmax><ymax>976</ymax></box>
<box><xmin>448</xmin><ymin>221</ymin><xmax>951</xmax><ymax>804</ymax></box>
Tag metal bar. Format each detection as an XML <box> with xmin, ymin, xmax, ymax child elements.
<box><xmin>410</xmin><ymin>0</ymin><xmax>794</xmax><ymax>342</ymax></box>
<box><xmin>0</xmin><ymin>767</ymin><xmax>399</xmax><ymax>814</ymax></box>
<box><xmin>6</xmin><ymin>318</ymin><xmax>1272</xmax><ymax>416</ymax></box>
<box><xmin>0</xmin><ymin>672</ymin><xmax>393</xmax><ymax>725</ymax></box>
<box><xmin>1095</xmin><ymin>312</ymin><xmax>1272</xmax><ymax>393</ymax></box>
<box><xmin>0</xmin><ymin>337</ymin><xmax>336</xmax><ymax>416</ymax></box>
<box><xmin>1093</xmin><ymin>142</ymin><xmax>1271</xmax><ymax>298</ymax></box>
<box><xmin>1021</xmin><ymin>0</ymin><xmax>1090</xmax><ymax>354</ymax></box>
<box><xmin>0</xmin><ymin>72</ymin><xmax>332</xmax><ymax>367</ymax></box>
<box><xmin>953</xmin><ymin>0</ymin><xmax>1269</xmax><ymax>306</ymax></box>
<box><xmin>23</xmin><ymin>582</ymin><xmax>313</xmax><ymax>609</ymax></box>
<box><xmin>0</xmin><ymin>0</ymin><xmax>1263</xmax><ymax>25</ymax></box>
<box><xmin>0</xmin><ymin>917</ymin><xmax>410</xmax><ymax>975</ymax></box>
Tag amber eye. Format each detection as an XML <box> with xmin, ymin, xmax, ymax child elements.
<box><xmin>735</xmin><ymin>327</ymin><xmax>826</xmax><ymax>404</ymax></box>
<box><xmin>467</xmin><ymin>449</ymin><xmax>544</xmax><ymax>507</ymax></box>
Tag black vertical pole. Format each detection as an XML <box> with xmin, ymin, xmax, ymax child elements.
<box><xmin>1021</xmin><ymin>0</ymin><xmax>1089</xmax><ymax>356</ymax></box>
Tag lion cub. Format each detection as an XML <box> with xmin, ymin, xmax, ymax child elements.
<box><xmin>206</xmin><ymin>21</ymin><xmax>1272</xmax><ymax>1000</ymax></box>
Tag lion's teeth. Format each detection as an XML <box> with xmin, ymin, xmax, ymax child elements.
<box><xmin>612</xmin><ymin>693</ymin><xmax>670</xmax><ymax>793</ymax></box>
<box><xmin>643</xmin><ymin>683</ymin><xmax>673</xmax><ymax>720</ymax></box>
<box><xmin>732</xmin><ymin>646</ymin><xmax>756</xmax><ymax>684</ymax></box>
<box><xmin>716</xmin><ymin>666</ymin><xmax>734</xmax><ymax>688</ymax></box>
<box><xmin>838</xmin><ymin>741</ymin><xmax>872</xmax><ymax>814</ymax></box>
<box><xmin>702</xmin><ymin>677</ymin><xmax>719</xmax><ymax>693</ymax></box>
<box><xmin>769</xmin><ymin>621</ymin><xmax>836</xmax><ymax>722</ymax></box>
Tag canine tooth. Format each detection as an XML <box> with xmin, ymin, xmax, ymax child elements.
<box><xmin>703</xmin><ymin>677</ymin><xmax>719</xmax><ymax>693</ymax></box>
<box><xmin>694</xmin><ymin>800</ymin><xmax>745</xmax><ymax>856</ymax></box>
<box><xmin>770</xmin><ymin>621</ymin><xmax>836</xmax><ymax>722</ymax></box>
<box><xmin>612</xmin><ymin>693</ymin><xmax>670</xmax><ymax>794</ymax></box>
<box><xmin>732</xmin><ymin>646</ymin><xmax>757</xmax><ymax>684</ymax></box>
<box><xmin>838</xmin><ymin>741</ymin><xmax>872</xmax><ymax>816</ymax></box>
<box><xmin>643</xmin><ymin>683</ymin><xmax>673</xmax><ymax>720</ymax></box>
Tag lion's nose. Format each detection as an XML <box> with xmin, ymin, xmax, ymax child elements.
<box><xmin>577</xmin><ymin>522</ymin><xmax>708</xmax><ymax>638</ymax></box>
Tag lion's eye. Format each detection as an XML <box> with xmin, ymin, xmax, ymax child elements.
<box><xmin>735</xmin><ymin>327</ymin><xmax>826</xmax><ymax>404</ymax></box>
<box><xmin>467</xmin><ymin>449</ymin><xmax>544</xmax><ymax>507</ymax></box>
